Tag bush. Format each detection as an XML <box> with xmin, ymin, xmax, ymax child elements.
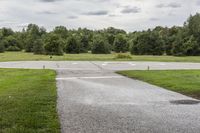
<box><xmin>114</xmin><ymin>53</ymin><xmax>132</xmax><ymax>59</ymax></box>
<box><xmin>6</xmin><ymin>46</ymin><xmax>21</xmax><ymax>51</ymax></box>
<box><xmin>65</xmin><ymin>36</ymin><xmax>80</xmax><ymax>54</ymax></box>
<box><xmin>91</xmin><ymin>35</ymin><xmax>111</xmax><ymax>54</ymax></box>
<box><xmin>44</xmin><ymin>34</ymin><xmax>64</xmax><ymax>56</ymax></box>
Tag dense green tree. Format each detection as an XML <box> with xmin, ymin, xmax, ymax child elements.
<box><xmin>25</xmin><ymin>24</ymin><xmax>46</xmax><ymax>52</ymax></box>
<box><xmin>183</xmin><ymin>36</ymin><xmax>200</xmax><ymax>55</ymax></box>
<box><xmin>130</xmin><ymin>31</ymin><xmax>164</xmax><ymax>55</ymax></box>
<box><xmin>53</xmin><ymin>26</ymin><xmax>68</xmax><ymax>39</ymax></box>
<box><xmin>33</xmin><ymin>39</ymin><xmax>44</xmax><ymax>54</ymax></box>
<box><xmin>164</xmin><ymin>26</ymin><xmax>182</xmax><ymax>55</ymax></box>
<box><xmin>4</xmin><ymin>36</ymin><xmax>21</xmax><ymax>51</ymax></box>
<box><xmin>0</xmin><ymin>41</ymin><xmax>5</xmax><ymax>53</ymax></box>
<box><xmin>113</xmin><ymin>34</ymin><xmax>128</xmax><ymax>53</ymax></box>
<box><xmin>1</xmin><ymin>28</ymin><xmax>14</xmax><ymax>37</ymax></box>
<box><xmin>102</xmin><ymin>27</ymin><xmax>126</xmax><ymax>47</ymax></box>
<box><xmin>79</xmin><ymin>35</ymin><xmax>89</xmax><ymax>53</ymax></box>
<box><xmin>186</xmin><ymin>13</ymin><xmax>200</xmax><ymax>42</ymax></box>
<box><xmin>44</xmin><ymin>34</ymin><xmax>64</xmax><ymax>55</ymax></box>
<box><xmin>171</xmin><ymin>34</ymin><xmax>184</xmax><ymax>56</ymax></box>
<box><xmin>91</xmin><ymin>35</ymin><xmax>110</xmax><ymax>54</ymax></box>
<box><xmin>0</xmin><ymin>13</ymin><xmax>200</xmax><ymax>56</ymax></box>
<box><xmin>65</xmin><ymin>36</ymin><xmax>80</xmax><ymax>54</ymax></box>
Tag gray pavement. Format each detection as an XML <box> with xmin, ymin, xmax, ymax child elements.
<box><xmin>0</xmin><ymin>61</ymin><xmax>200</xmax><ymax>133</ymax></box>
<box><xmin>0</xmin><ymin>61</ymin><xmax>200</xmax><ymax>70</ymax></box>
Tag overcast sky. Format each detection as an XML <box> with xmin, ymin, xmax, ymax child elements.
<box><xmin>0</xmin><ymin>0</ymin><xmax>200</xmax><ymax>32</ymax></box>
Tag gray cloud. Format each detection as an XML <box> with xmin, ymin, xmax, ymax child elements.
<box><xmin>156</xmin><ymin>3</ymin><xmax>181</xmax><ymax>8</ymax></box>
<box><xmin>37</xmin><ymin>11</ymin><xmax>57</xmax><ymax>15</ymax></box>
<box><xmin>150</xmin><ymin>18</ymin><xmax>159</xmax><ymax>21</ymax></box>
<box><xmin>0</xmin><ymin>0</ymin><xmax>198</xmax><ymax>32</ymax></box>
<box><xmin>168</xmin><ymin>3</ymin><xmax>182</xmax><ymax>8</ymax></box>
<box><xmin>68</xmin><ymin>16</ymin><xmax>78</xmax><ymax>19</ymax></box>
<box><xmin>121</xmin><ymin>6</ymin><xmax>141</xmax><ymax>14</ymax></box>
<box><xmin>109</xmin><ymin>14</ymin><xmax>119</xmax><ymax>17</ymax></box>
<box><xmin>83</xmin><ymin>10</ymin><xmax>108</xmax><ymax>16</ymax></box>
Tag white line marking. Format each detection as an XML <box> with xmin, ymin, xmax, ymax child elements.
<box><xmin>56</xmin><ymin>76</ymin><xmax>123</xmax><ymax>80</ymax></box>
<box><xmin>55</xmin><ymin>68</ymin><xmax>98</xmax><ymax>70</ymax></box>
<box><xmin>102</xmin><ymin>62</ymin><xmax>136</xmax><ymax>66</ymax></box>
<box><xmin>129</xmin><ymin>63</ymin><xmax>136</xmax><ymax>66</ymax></box>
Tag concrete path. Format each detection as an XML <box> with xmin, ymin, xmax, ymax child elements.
<box><xmin>0</xmin><ymin>61</ymin><xmax>200</xmax><ymax>133</ymax></box>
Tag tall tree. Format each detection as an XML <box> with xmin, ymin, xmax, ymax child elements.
<box><xmin>65</xmin><ymin>36</ymin><xmax>80</xmax><ymax>54</ymax></box>
<box><xmin>33</xmin><ymin>39</ymin><xmax>44</xmax><ymax>55</ymax></box>
<box><xmin>113</xmin><ymin>34</ymin><xmax>128</xmax><ymax>53</ymax></box>
<box><xmin>53</xmin><ymin>26</ymin><xmax>68</xmax><ymax>39</ymax></box>
<box><xmin>25</xmin><ymin>24</ymin><xmax>46</xmax><ymax>52</ymax></box>
<box><xmin>91</xmin><ymin>35</ymin><xmax>111</xmax><ymax>54</ymax></box>
<box><xmin>44</xmin><ymin>34</ymin><xmax>64</xmax><ymax>55</ymax></box>
<box><xmin>130</xmin><ymin>31</ymin><xmax>164</xmax><ymax>55</ymax></box>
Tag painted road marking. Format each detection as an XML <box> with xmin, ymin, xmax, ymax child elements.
<box><xmin>129</xmin><ymin>63</ymin><xmax>136</xmax><ymax>66</ymax></box>
<box><xmin>102</xmin><ymin>62</ymin><xmax>136</xmax><ymax>66</ymax></box>
<box><xmin>56</xmin><ymin>76</ymin><xmax>123</xmax><ymax>80</ymax></box>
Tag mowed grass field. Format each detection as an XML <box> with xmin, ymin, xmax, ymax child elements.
<box><xmin>118</xmin><ymin>70</ymin><xmax>200</xmax><ymax>99</ymax></box>
<box><xmin>0</xmin><ymin>69</ymin><xmax>60</xmax><ymax>133</ymax></box>
<box><xmin>1</xmin><ymin>52</ymin><xmax>200</xmax><ymax>62</ymax></box>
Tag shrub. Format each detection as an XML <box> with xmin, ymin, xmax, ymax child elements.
<box><xmin>114</xmin><ymin>53</ymin><xmax>132</xmax><ymax>59</ymax></box>
<box><xmin>6</xmin><ymin>46</ymin><xmax>21</xmax><ymax>51</ymax></box>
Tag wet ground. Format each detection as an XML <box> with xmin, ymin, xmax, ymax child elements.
<box><xmin>0</xmin><ymin>61</ymin><xmax>200</xmax><ymax>133</ymax></box>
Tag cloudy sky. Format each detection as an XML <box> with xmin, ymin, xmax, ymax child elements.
<box><xmin>0</xmin><ymin>0</ymin><xmax>200</xmax><ymax>32</ymax></box>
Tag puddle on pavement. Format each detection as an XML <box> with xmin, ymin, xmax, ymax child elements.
<box><xmin>170</xmin><ymin>99</ymin><xmax>200</xmax><ymax>105</ymax></box>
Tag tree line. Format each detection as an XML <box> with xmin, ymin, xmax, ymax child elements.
<box><xmin>0</xmin><ymin>13</ymin><xmax>200</xmax><ymax>56</ymax></box>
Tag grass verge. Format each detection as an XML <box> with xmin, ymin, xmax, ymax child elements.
<box><xmin>1</xmin><ymin>52</ymin><xmax>200</xmax><ymax>62</ymax></box>
<box><xmin>117</xmin><ymin>70</ymin><xmax>200</xmax><ymax>99</ymax></box>
<box><xmin>0</xmin><ymin>69</ymin><xmax>60</xmax><ymax>133</ymax></box>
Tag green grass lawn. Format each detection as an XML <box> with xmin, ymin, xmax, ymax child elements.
<box><xmin>0</xmin><ymin>69</ymin><xmax>60</xmax><ymax>133</ymax></box>
<box><xmin>118</xmin><ymin>70</ymin><xmax>200</xmax><ymax>99</ymax></box>
<box><xmin>1</xmin><ymin>52</ymin><xmax>200</xmax><ymax>62</ymax></box>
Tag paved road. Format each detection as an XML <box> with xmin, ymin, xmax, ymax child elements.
<box><xmin>0</xmin><ymin>61</ymin><xmax>200</xmax><ymax>70</ymax></box>
<box><xmin>0</xmin><ymin>61</ymin><xmax>200</xmax><ymax>133</ymax></box>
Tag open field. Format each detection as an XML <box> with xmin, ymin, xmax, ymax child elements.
<box><xmin>118</xmin><ymin>70</ymin><xmax>200</xmax><ymax>99</ymax></box>
<box><xmin>0</xmin><ymin>69</ymin><xmax>60</xmax><ymax>133</ymax></box>
<box><xmin>1</xmin><ymin>52</ymin><xmax>200</xmax><ymax>62</ymax></box>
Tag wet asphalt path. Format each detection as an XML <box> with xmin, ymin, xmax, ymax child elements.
<box><xmin>0</xmin><ymin>61</ymin><xmax>200</xmax><ymax>133</ymax></box>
